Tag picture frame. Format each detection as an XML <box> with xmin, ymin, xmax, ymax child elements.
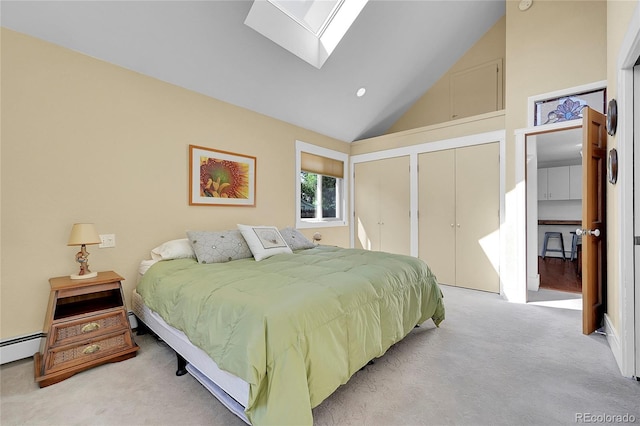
<box><xmin>189</xmin><ymin>145</ymin><xmax>256</xmax><ymax>206</ymax></box>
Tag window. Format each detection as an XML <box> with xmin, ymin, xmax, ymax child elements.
<box><xmin>296</xmin><ymin>141</ymin><xmax>348</xmax><ymax>228</ymax></box>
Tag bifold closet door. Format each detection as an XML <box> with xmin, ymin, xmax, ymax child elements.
<box><xmin>455</xmin><ymin>143</ymin><xmax>500</xmax><ymax>292</ymax></box>
<box><xmin>354</xmin><ymin>156</ymin><xmax>410</xmax><ymax>255</ymax></box>
<box><xmin>418</xmin><ymin>143</ymin><xmax>499</xmax><ymax>292</ymax></box>
<box><xmin>418</xmin><ymin>150</ymin><xmax>456</xmax><ymax>285</ymax></box>
<box><xmin>354</xmin><ymin>159</ymin><xmax>381</xmax><ymax>251</ymax></box>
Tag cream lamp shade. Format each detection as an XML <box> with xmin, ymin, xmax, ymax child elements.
<box><xmin>67</xmin><ymin>223</ymin><xmax>101</xmax><ymax>279</ymax></box>
<box><xmin>67</xmin><ymin>223</ymin><xmax>101</xmax><ymax>246</ymax></box>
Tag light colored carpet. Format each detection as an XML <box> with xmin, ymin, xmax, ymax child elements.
<box><xmin>2</xmin><ymin>284</ymin><xmax>639</xmax><ymax>425</ymax></box>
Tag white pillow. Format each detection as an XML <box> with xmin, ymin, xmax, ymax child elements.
<box><xmin>150</xmin><ymin>238</ymin><xmax>196</xmax><ymax>261</ymax></box>
<box><xmin>237</xmin><ymin>224</ymin><xmax>292</xmax><ymax>261</ymax></box>
<box><xmin>138</xmin><ymin>259</ymin><xmax>159</xmax><ymax>276</ymax></box>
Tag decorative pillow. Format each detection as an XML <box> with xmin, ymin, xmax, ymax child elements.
<box><xmin>150</xmin><ymin>238</ymin><xmax>196</xmax><ymax>261</ymax></box>
<box><xmin>237</xmin><ymin>224</ymin><xmax>292</xmax><ymax>261</ymax></box>
<box><xmin>279</xmin><ymin>227</ymin><xmax>315</xmax><ymax>251</ymax></box>
<box><xmin>186</xmin><ymin>230</ymin><xmax>253</xmax><ymax>264</ymax></box>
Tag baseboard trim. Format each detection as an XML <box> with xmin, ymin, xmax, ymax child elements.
<box><xmin>1</xmin><ymin>311</ymin><xmax>140</xmax><ymax>365</ymax></box>
<box><xmin>603</xmin><ymin>313</ymin><xmax>623</xmax><ymax>374</ymax></box>
<box><xmin>0</xmin><ymin>333</ymin><xmax>44</xmax><ymax>365</ymax></box>
<box><xmin>527</xmin><ymin>274</ymin><xmax>540</xmax><ymax>291</ymax></box>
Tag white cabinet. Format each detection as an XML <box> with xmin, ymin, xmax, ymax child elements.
<box><xmin>538</xmin><ymin>165</ymin><xmax>582</xmax><ymax>201</ymax></box>
<box><xmin>569</xmin><ymin>165</ymin><xmax>582</xmax><ymax>199</ymax></box>
<box><xmin>537</xmin><ymin>169</ymin><xmax>549</xmax><ymax>200</ymax></box>
<box><xmin>547</xmin><ymin>167</ymin><xmax>570</xmax><ymax>200</ymax></box>
<box><xmin>418</xmin><ymin>143</ymin><xmax>500</xmax><ymax>293</ymax></box>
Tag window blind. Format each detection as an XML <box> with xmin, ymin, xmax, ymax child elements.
<box><xmin>301</xmin><ymin>152</ymin><xmax>344</xmax><ymax>178</ymax></box>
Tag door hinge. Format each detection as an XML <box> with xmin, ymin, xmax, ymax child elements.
<box><xmin>635</xmin><ymin>236</ymin><xmax>640</xmax><ymax>245</ymax></box>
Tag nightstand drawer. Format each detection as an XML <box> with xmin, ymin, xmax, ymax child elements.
<box><xmin>49</xmin><ymin>310</ymin><xmax>128</xmax><ymax>346</ymax></box>
<box><xmin>44</xmin><ymin>330</ymin><xmax>135</xmax><ymax>374</ymax></box>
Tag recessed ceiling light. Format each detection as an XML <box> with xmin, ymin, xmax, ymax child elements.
<box><xmin>356</xmin><ymin>87</ymin><xmax>366</xmax><ymax>97</ymax></box>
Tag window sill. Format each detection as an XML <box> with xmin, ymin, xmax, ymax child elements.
<box><xmin>296</xmin><ymin>219</ymin><xmax>348</xmax><ymax>229</ymax></box>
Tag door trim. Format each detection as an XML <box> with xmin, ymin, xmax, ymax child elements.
<box><xmin>613</xmin><ymin>3</ymin><xmax>640</xmax><ymax>378</ymax></box>
<box><xmin>514</xmin><ymin>120</ymin><xmax>584</xmax><ymax>304</ymax></box>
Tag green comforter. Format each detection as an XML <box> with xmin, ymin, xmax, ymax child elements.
<box><xmin>137</xmin><ymin>246</ymin><xmax>445</xmax><ymax>425</ymax></box>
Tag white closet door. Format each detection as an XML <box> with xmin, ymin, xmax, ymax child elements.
<box><xmin>418</xmin><ymin>150</ymin><xmax>456</xmax><ymax>285</ymax></box>
<box><xmin>379</xmin><ymin>156</ymin><xmax>411</xmax><ymax>255</ymax></box>
<box><xmin>354</xmin><ymin>157</ymin><xmax>410</xmax><ymax>255</ymax></box>
<box><xmin>354</xmin><ymin>160</ymin><xmax>381</xmax><ymax>251</ymax></box>
<box><xmin>455</xmin><ymin>143</ymin><xmax>500</xmax><ymax>292</ymax></box>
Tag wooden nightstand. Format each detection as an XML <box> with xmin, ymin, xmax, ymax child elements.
<box><xmin>34</xmin><ymin>271</ymin><xmax>139</xmax><ymax>387</ymax></box>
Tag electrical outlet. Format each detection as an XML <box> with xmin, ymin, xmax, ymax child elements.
<box><xmin>99</xmin><ymin>234</ymin><xmax>116</xmax><ymax>248</ymax></box>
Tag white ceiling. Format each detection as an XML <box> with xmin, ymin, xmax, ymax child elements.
<box><xmin>535</xmin><ymin>127</ymin><xmax>583</xmax><ymax>167</ymax></box>
<box><xmin>1</xmin><ymin>0</ymin><xmax>505</xmax><ymax>142</ymax></box>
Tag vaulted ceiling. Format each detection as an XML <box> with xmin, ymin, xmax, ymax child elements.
<box><xmin>1</xmin><ymin>1</ymin><xmax>505</xmax><ymax>142</ymax></box>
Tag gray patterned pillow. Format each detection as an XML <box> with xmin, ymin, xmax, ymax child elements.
<box><xmin>279</xmin><ymin>227</ymin><xmax>315</xmax><ymax>250</ymax></box>
<box><xmin>186</xmin><ymin>230</ymin><xmax>253</xmax><ymax>264</ymax></box>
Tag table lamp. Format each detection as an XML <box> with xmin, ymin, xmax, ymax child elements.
<box><xmin>67</xmin><ymin>223</ymin><xmax>101</xmax><ymax>279</ymax></box>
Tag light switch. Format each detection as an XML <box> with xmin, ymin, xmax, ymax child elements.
<box><xmin>99</xmin><ymin>234</ymin><xmax>116</xmax><ymax>248</ymax></box>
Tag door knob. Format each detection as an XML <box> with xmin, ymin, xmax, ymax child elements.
<box><xmin>576</xmin><ymin>228</ymin><xmax>600</xmax><ymax>237</ymax></box>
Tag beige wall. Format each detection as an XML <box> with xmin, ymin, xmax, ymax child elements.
<box><xmin>605</xmin><ymin>0</ymin><xmax>637</xmax><ymax>333</ymax></box>
<box><xmin>504</xmin><ymin>0</ymin><xmax>606</xmax><ymax>190</ymax></box>
<box><xmin>504</xmin><ymin>0</ymin><xmax>608</xmax><ymax>328</ymax></box>
<box><xmin>351</xmin><ymin>111</ymin><xmax>505</xmax><ymax>156</ymax></box>
<box><xmin>0</xmin><ymin>29</ymin><xmax>350</xmax><ymax>340</ymax></box>
<box><xmin>387</xmin><ymin>16</ymin><xmax>506</xmax><ymax>133</ymax></box>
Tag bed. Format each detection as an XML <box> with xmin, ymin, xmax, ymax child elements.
<box><xmin>133</xmin><ymin>227</ymin><xmax>445</xmax><ymax>425</ymax></box>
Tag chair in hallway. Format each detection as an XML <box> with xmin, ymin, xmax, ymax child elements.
<box><xmin>569</xmin><ymin>231</ymin><xmax>581</xmax><ymax>261</ymax></box>
<box><xmin>541</xmin><ymin>231</ymin><xmax>565</xmax><ymax>259</ymax></box>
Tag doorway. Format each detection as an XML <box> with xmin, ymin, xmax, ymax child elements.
<box><xmin>525</xmin><ymin>127</ymin><xmax>583</xmax><ymax>309</ymax></box>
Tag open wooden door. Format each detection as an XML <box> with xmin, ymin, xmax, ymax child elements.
<box><xmin>580</xmin><ymin>107</ymin><xmax>607</xmax><ymax>335</ymax></box>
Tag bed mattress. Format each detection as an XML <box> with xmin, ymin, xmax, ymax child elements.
<box><xmin>131</xmin><ymin>289</ymin><xmax>250</xmax><ymax>423</ymax></box>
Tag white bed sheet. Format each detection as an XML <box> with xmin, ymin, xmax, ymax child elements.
<box><xmin>131</xmin><ymin>289</ymin><xmax>250</xmax><ymax>423</ymax></box>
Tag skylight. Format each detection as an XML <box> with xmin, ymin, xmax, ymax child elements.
<box><xmin>270</xmin><ymin>0</ymin><xmax>342</xmax><ymax>36</ymax></box>
<box><xmin>245</xmin><ymin>0</ymin><xmax>368</xmax><ymax>69</ymax></box>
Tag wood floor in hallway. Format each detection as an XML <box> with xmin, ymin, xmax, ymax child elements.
<box><xmin>538</xmin><ymin>256</ymin><xmax>582</xmax><ymax>293</ymax></box>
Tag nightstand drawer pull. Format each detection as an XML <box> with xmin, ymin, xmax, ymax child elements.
<box><xmin>81</xmin><ymin>322</ymin><xmax>100</xmax><ymax>333</ymax></box>
<box><xmin>82</xmin><ymin>344</ymin><xmax>101</xmax><ymax>354</ymax></box>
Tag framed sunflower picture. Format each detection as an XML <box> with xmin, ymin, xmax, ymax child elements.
<box><xmin>189</xmin><ymin>145</ymin><xmax>256</xmax><ymax>206</ymax></box>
